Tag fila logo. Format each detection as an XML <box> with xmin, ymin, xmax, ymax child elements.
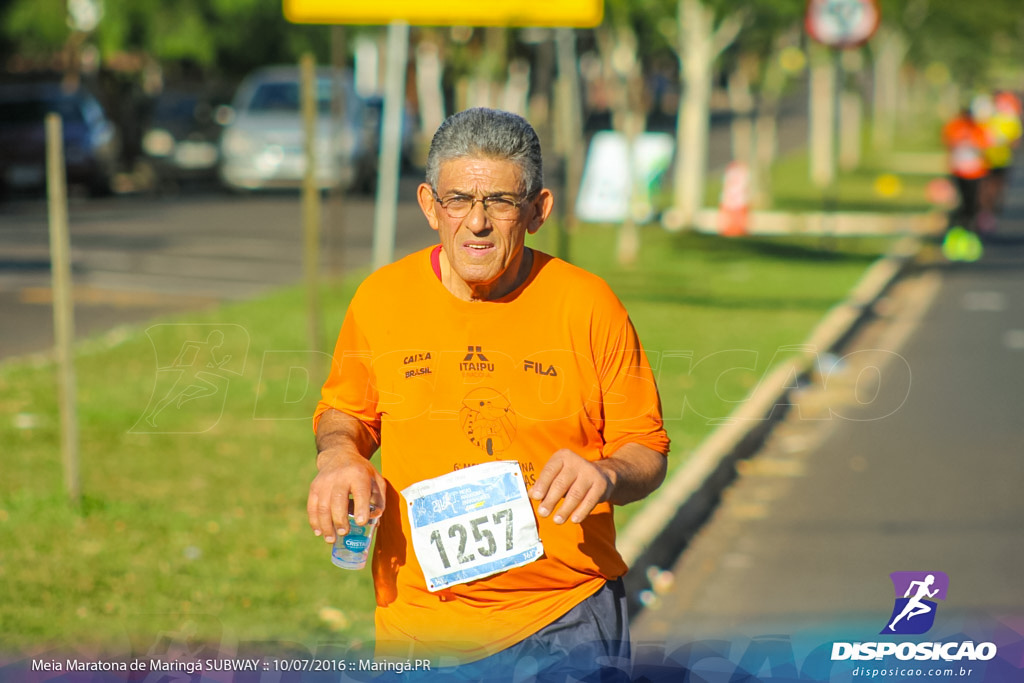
<box><xmin>523</xmin><ymin>360</ymin><xmax>558</xmax><ymax>377</ymax></box>
<box><xmin>463</xmin><ymin>346</ymin><xmax>489</xmax><ymax>362</ymax></box>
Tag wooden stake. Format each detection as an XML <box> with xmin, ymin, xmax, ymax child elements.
<box><xmin>300</xmin><ymin>53</ymin><xmax>323</xmax><ymax>367</ymax></box>
<box><xmin>45</xmin><ymin>113</ymin><xmax>81</xmax><ymax>508</ymax></box>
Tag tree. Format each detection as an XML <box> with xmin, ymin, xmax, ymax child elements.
<box><xmin>718</xmin><ymin>5</ymin><xmax>804</xmax><ymax>207</ymax></box>
<box><xmin>588</xmin><ymin>0</ymin><xmax>676</xmax><ymax>263</ymax></box>
<box><xmin>869</xmin><ymin>0</ymin><xmax>1024</xmax><ymax>151</ymax></box>
<box><xmin>2</xmin><ymin>0</ymin><xmax>68</xmax><ymax>58</ymax></box>
<box><xmin>665</xmin><ymin>0</ymin><xmax>745</xmax><ymax>230</ymax></box>
<box><xmin>595</xmin><ymin>8</ymin><xmax>646</xmax><ymax>264</ymax></box>
<box><xmin>0</xmin><ymin>0</ymin><xmax>333</xmax><ymax>79</ymax></box>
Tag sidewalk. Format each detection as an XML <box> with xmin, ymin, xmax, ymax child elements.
<box><xmin>628</xmin><ymin>170</ymin><xmax>1024</xmax><ymax>681</ymax></box>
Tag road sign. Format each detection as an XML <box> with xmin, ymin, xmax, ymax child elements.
<box><xmin>67</xmin><ymin>0</ymin><xmax>103</xmax><ymax>32</ymax></box>
<box><xmin>805</xmin><ymin>0</ymin><xmax>879</xmax><ymax>49</ymax></box>
<box><xmin>284</xmin><ymin>0</ymin><xmax>603</xmax><ymax>27</ymax></box>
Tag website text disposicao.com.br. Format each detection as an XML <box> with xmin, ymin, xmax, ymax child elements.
<box><xmin>852</xmin><ymin>665</ymin><xmax>977</xmax><ymax>678</ymax></box>
<box><xmin>838</xmin><ymin>640</ymin><xmax>997</xmax><ymax>679</ymax></box>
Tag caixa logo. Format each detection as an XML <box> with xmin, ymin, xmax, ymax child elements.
<box><xmin>831</xmin><ymin>571</ymin><xmax>998</xmax><ymax>662</ymax></box>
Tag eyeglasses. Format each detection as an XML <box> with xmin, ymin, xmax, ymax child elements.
<box><xmin>432</xmin><ymin>189</ymin><xmax>533</xmax><ymax>221</ymax></box>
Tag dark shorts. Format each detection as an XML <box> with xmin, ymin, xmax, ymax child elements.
<box><xmin>388</xmin><ymin>579</ymin><xmax>632</xmax><ymax>683</ymax></box>
<box><xmin>989</xmin><ymin>165</ymin><xmax>1010</xmax><ymax>180</ymax></box>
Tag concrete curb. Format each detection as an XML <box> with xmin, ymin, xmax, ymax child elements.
<box><xmin>618</xmin><ymin>234</ymin><xmax>923</xmax><ymax>615</ymax></box>
<box><xmin>689</xmin><ymin>209</ymin><xmax>945</xmax><ymax>236</ymax></box>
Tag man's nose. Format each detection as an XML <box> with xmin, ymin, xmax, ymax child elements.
<box><xmin>463</xmin><ymin>200</ymin><xmax>490</xmax><ymax>233</ymax></box>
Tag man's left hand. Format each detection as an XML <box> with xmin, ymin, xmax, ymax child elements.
<box><xmin>529</xmin><ymin>443</ymin><xmax>667</xmax><ymax>524</ymax></box>
<box><xmin>529</xmin><ymin>449</ymin><xmax>616</xmax><ymax>524</ymax></box>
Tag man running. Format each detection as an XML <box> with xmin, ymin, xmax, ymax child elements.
<box><xmin>308</xmin><ymin>108</ymin><xmax>669</xmax><ymax>679</ymax></box>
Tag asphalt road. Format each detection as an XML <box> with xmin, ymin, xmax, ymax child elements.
<box><xmin>0</xmin><ymin>180</ymin><xmax>436</xmax><ymax>360</ymax></box>
<box><xmin>630</xmin><ymin>171</ymin><xmax>1024</xmax><ymax>678</ymax></box>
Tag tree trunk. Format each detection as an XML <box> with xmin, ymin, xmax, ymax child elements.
<box><xmin>461</xmin><ymin>27</ymin><xmax>508</xmax><ymax>110</ymax></box>
<box><xmin>839</xmin><ymin>90</ymin><xmax>863</xmax><ymax>171</ymax></box>
<box><xmin>554</xmin><ymin>28</ymin><xmax>585</xmax><ymax>240</ymax></box>
<box><xmin>501</xmin><ymin>58</ymin><xmax>531</xmax><ymax>116</ymax></box>
<box><xmin>673</xmin><ymin>0</ymin><xmax>715</xmax><ymax>228</ymax></box>
<box><xmin>670</xmin><ymin>0</ymin><xmax>743</xmax><ymax>229</ymax></box>
<box><xmin>839</xmin><ymin>49</ymin><xmax>864</xmax><ymax>172</ymax></box>
<box><xmin>727</xmin><ymin>55</ymin><xmax>757</xmax><ymax>198</ymax></box>
<box><xmin>528</xmin><ymin>35</ymin><xmax>555</xmax><ymax>154</ymax></box>
<box><xmin>414</xmin><ymin>38</ymin><xmax>446</xmax><ymax>142</ymax></box>
<box><xmin>753</xmin><ymin>47</ymin><xmax>790</xmax><ymax>208</ymax></box>
<box><xmin>596</xmin><ymin>22</ymin><xmax>645</xmax><ymax>265</ymax></box>
<box><xmin>809</xmin><ymin>44</ymin><xmax>836</xmax><ymax>189</ymax></box>
<box><xmin>752</xmin><ymin>34</ymin><xmax>796</xmax><ymax>208</ymax></box>
<box><xmin>870</xmin><ymin>27</ymin><xmax>907</xmax><ymax>152</ymax></box>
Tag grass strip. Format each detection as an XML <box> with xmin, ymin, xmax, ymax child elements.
<box><xmin>0</xmin><ymin>224</ymin><xmax>896</xmax><ymax>652</ymax></box>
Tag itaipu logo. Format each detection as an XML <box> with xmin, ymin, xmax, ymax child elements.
<box><xmin>881</xmin><ymin>571</ymin><xmax>949</xmax><ymax>635</ymax></box>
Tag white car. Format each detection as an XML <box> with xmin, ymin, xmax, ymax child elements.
<box><xmin>219</xmin><ymin>65</ymin><xmax>376</xmax><ymax>192</ymax></box>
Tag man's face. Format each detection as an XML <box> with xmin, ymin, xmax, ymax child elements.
<box><xmin>417</xmin><ymin>157</ymin><xmax>552</xmax><ymax>300</ymax></box>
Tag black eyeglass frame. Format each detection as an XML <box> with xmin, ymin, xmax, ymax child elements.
<box><xmin>430</xmin><ymin>188</ymin><xmax>538</xmax><ymax>220</ymax></box>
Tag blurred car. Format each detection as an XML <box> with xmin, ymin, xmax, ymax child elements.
<box><xmin>218</xmin><ymin>65</ymin><xmax>377</xmax><ymax>192</ymax></box>
<box><xmin>0</xmin><ymin>82</ymin><xmax>120</xmax><ymax>196</ymax></box>
<box><xmin>140</xmin><ymin>88</ymin><xmax>230</xmax><ymax>188</ymax></box>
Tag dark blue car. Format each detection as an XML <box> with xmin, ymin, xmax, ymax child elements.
<box><xmin>0</xmin><ymin>82</ymin><xmax>121</xmax><ymax>196</ymax></box>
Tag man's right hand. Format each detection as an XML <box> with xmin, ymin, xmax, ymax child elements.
<box><xmin>307</xmin><ymin>449</ymin><xmax>385</xmax><ymax>543</ymax></box>
<box><xmin>308</xmin><ymin>409</ymin><xmax>384</xmax><ymax>543</ymax></box>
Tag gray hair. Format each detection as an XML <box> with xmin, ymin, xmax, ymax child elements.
<box><xmin>425</xmin><ymin>108</ymin><xmax>544</xmax><ymax>196</ymax></box>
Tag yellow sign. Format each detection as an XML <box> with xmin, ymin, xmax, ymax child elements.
<box><xmin>283</xmin><ymin>0</ymin><xmax>603</xmax><ymax>27</ymax></box>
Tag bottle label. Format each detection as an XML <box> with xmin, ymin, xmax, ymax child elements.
<box><xmin>343</xmin><ymin>533</ymin><xmax>369</xmax><ymax>552</ymax></box>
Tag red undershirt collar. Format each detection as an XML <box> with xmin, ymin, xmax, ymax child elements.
<box><xmin>430</xmin><ymin>245</ymin><xmax>443</xmax><ymax>281</ymax></box>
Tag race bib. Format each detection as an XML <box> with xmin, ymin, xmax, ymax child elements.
<box><xmin>402</xmin><ymin>461</ymin><xmax>544</xmax><ymax>592</ymax></box>
<box><xmin>951</xmin><ymin>143</ymin><xmax>984</xmax><ymax>176</ymax></box>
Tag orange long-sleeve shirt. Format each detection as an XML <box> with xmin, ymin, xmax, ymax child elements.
<box><xmin>314</xmin><ymin>246</ymin><xmax>669</xmax><ymax>663</ymax></box>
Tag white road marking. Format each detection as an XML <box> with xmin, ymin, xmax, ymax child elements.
<box><xmin>962</xmin><ymin>290</ymin><xmax>1007</xmax><ymax>312</ymax></box>
<box><xmin>1003</xmin><ymin>330</ymin><xmax>1024</xmax><ymax>351</ymax></box>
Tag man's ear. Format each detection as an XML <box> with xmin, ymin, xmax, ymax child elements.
<box><xmin>417</xmin><ymin>183</ymin><xmax>441</xmax><ymax>232</ymax></box>
<box><xmin>527</xmin><ymin>188</ymin><xmax>555</xmax><ymax>235</ymax></box>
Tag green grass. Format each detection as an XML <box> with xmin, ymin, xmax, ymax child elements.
<box><xmin>0</xmin><ymin>223</ymin><xmax>894</xmax><ymax>654</ymax></box>
<box><xmin>701</xmin><ymin>117</ymin><xmax>948</xmax><ymax>213</ymax></box>
<box><xmin>0</xmin><ymin>283</ymin><xmax>382</xmax><ymax>654</ymax></box>
<box><xmin>767</xmin><ymin>154</ymin><xmax>940</xmax><ymax>214</ymax></box>
<box><xmin>768</xmin><ymin>118</ymin><xmax>947</xmax><ymax>214</ymax></box>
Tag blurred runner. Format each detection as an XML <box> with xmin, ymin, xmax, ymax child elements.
<box><xmin>941</xmin><ymin>106</ymin><xmax>989</xmax><ymax>261</ymax></box>
<box><xmin>980</xmin><ymin>90</ymin><xmax>1024</xmax><ymax>217</ymax></box>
